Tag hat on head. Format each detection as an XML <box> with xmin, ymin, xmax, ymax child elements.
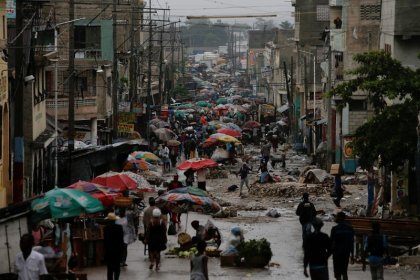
<box><xmin>152</xmin><ymin>208</ymin><xmax>162</xmax><ymax>217</ymax></box>
<box><xmin>302</xmin><ymin>192</ymin><xmax>309</xmax><ymax>199</ymax></box>
<box><xmin>105</xmin><ymin>212</ymin><xmax>119</xmax><ymax>221</ymax></box>
<box><xmin>312</xmin><ymin>218</ymin><xmax>324</xmax><ymax>228</ymax></box>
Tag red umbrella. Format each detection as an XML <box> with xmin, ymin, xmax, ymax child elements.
<box><xmin>91</xmin><ymin>192</ymin><xmax>122</xmax><ymax>207</ymax></box>
<box><xmin>66</xmin><ymin>180</ymin><xmax>122</xmax><ymax>207</ymax></box>
<box><xmin>67</xmin><ymin>181</ymin><xmax>103</xmax><ymax>193</ymax></box>
<box><xmin>243</xmin><ymin>120</ymin><xmax>261</xmax><ymax>129</ymax></box>
<box><xmin>91</xmin><ymin>171</ymin><xmax>137</xmax><ymax>192</ymax></box>
<box><xmin>177</xmin><ymin>158</ymin><xmax>218</xmax><ymax>171</ymax></box>
<box><xmin>217</xmin><ymin>128</ymin><xmax>242</xmax><ymax>138</ymax></box>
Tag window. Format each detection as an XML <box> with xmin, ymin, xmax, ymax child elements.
<box><xmin>316</xmin><ymin>5</ymin><xmax>330</xmax><ymax>22</ymax></box>
<box><xmin>74</xmin><ymin>26</ymin><xmax>101</xmax><ymax>50</ymax></box>
<box><xmin>76</xmin><ymin>76</ymin><xmax>88</xmax><ymax>97</ymax></box>
<box><xmin>384</xmin><ymin>43</ymin><xmax>391</xmax><ymax>55</ymax></box>
<box><xmin>46</xmin><ymin>71</ymin><xmax>54</xmax><ymax>97</ymax></box>
<box><xmin>360</xmin><ymin>5</ymin><xmax>381</xmax><ymax>20</ymax></box>
<box><xmin>349</xmin><ymin>99</ymin><xmax>367</xmax><ymax>111</ymax></box>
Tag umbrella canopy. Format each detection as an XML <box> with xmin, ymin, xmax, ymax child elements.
<box><xmin>149</xmin><ymin>118</ymin><xmax>163</xmax><ymax>126</ymax></box>
<box><xmin>155</xmin><ymin>187</ymin><xmax>221</xmax><ymax>214</ymax></box>
<box><xmin>66</xmin><ymin>181</ymin><xmax>121</xmax><ymax>207</ymax></box>
<box><xmin>91</xmin><ymin>171</ymin><xmax>137</xmax><ymax>192</ymax></box>
<box><xmin>154</xmin><ymin>128</ymin><xmax>176</xmax><ymax>142</ymax></box>
<box><xmin>224</xmin><ymin>122</ymin><xmax>242</xmax><ymax>132</ymax></box>
<box><xmin>129</xmin><ymin>151</ymin><xmax>161</xmax><ymax>164</ymax></box>
<box><xmin>230</xmin><ymin>95</ymin><xmax>242</xmax><ymax>100</ymax></box>
<box><xmin>31</xmin><ymin>187</ymin><xmax>104</xmax><ymax>222</ymax></box>
<box><xmin>155</xmin><ymin>120</ymin><xmax>170</xmax><ymax>128</ymax></box>
<box><xmin>243</xmin><ymin>120</ymin><xmax>261</xmax><ymax>129</ymax></box>
<box><xmin>196</xmin><ymin>101</ymin><xmax>211</xmax><ymax>108</ymax></box>
<box><xmin>177</xmin><ymin>158</ymin><xmax>218</xmax><ymax>171</ymax></box>
<box><xmin>208</xmin><ymin>134</ymin><xmax>240</xmax><ymax>144</ymax></box>
<box><xmin>167</xmin><ymin>139</ymin><xmax>181</xmax><ymax>147</ymax></box>
<box><xmin>123</xmin><ymin>159</ymin><xmax>150</xmax><ymax>172</ymax></box>
<box><xmin>217</xmin><ymin>128</ymin><xmax>241</xmax><ymax>137</ymax></box>
<box><xmin>120</xmin><ymin>171</ymin><xmax>155</xmax><ymax>192</ymax></box>
<box><xmin>216</xmin><ymin>97</ymin><xmax>228</xmax><ymax>104</ymax></box>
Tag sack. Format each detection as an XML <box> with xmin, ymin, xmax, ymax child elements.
<box><xmin>168</xmin><ymin>222</ymin><xmax>177</xmax><ymax>235</ymax></box>
<box><xmin>68</xmin><ymin>255</ymin><xmax>78</xmax><ymax>269</ymax></box>
<box><xmin>160</xmin><ymin>243</ymin><xmax>167</xmax><ymax>251</ymax></box>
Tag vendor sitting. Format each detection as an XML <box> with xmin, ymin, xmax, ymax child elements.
<box><xmin>191</xmin><ymin>220</ymin><xmax>222</xmax><ymax>248</ymax></box>
<box><xmin>221</xmin><ymin>226</ymin><xmax>244</xmax><ymax>256</ymax></box>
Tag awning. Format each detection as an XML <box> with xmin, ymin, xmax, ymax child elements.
<box><xmin>277</xmin><ymin>103</ymin><xmax>289</xmax><ymax>113</ymax></box>
<box><xmin>31</xmin><ymin>130</ymin><xmax>56</xmax><ymax>149</ymax></box>
<box><xmin>315</xmin><ymin>118</ymin><xmax>327</xmax><ymax>125</ymax></box>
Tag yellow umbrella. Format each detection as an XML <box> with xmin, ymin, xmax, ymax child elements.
<box><xmin>215</xmin><ymin>134</ymin><xmax>241</xmax><ymax>144</ymax></box>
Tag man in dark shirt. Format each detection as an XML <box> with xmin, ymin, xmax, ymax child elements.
<box><xmin>296</xmin><ymin>192</ymin><xmax>317</xmax><ymax>242</ymax></box>
<box><xmin>303</xmin><ymin>218</ymin><xmax>331</xmax><ymax>280</ymax></box>
<box><xmin>330</xmin><ymin>212</ymin><xmax>355</xmax><ymax>280</ymax></box>
<box><xmin>104</xmin><ymin>213</ymin><xmax>124</xmax><ymax>280</ymax></box>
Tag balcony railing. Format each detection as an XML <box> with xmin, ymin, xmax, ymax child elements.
<box><xmin>46</xmin><ymin>97</ymin><xmax>97</xmax><ymax>109</ymax></box>
<box><xmin>330</xmin><ymin>0</ymin><xmax>343</xmax><ymax>6</ymax></box>
<box><xmin>75</xmin><ymin>50</ymin><xmax>102</xmax><ymax>59</ymax></box>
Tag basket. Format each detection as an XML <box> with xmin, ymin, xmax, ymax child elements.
<box><xmin>114</xmin><ymin>197</ymin><xmax>133</xmax><ymax>207</ymax></box>
<box><xmin>205</xmin><ymin>249</ymin><xmax>221</xmax><ymax>257</ymax></box>
<box><xmin>177</xmin><ymin>232</ymin><xmax>192</xmax><ymax>245</ymax></box>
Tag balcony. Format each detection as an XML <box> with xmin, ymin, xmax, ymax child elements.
<box><xmin>329</xmin><ymin>0</ymin><xmax>343</xmax><ymax>6</ymax></box>
<box><xmin>75</xmin><ymin>50</ymin><xmax>102</xmax><ymax>60</ymax></box>
<box><xmin>330</xmin><ymin>29</ymin><xmax>346</xmax><ymax>52</ymax></box>
<box><xmin>46</xmin><ymin>97</ymin><xmax>98</xmax><ymax>121</ymax></box>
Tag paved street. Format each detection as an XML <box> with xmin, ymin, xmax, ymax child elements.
<box><xmin>80</xmin><ymin>210</ymin><xmax>420</xmax><ymax>280</ymax></box>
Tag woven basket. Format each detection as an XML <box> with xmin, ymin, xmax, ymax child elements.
<box><xmin>177</xmin><ymin>232</ymin><xmax>192</xmax><ymax>245</ymax></box>
<box><xmin>114</xmin><ymin>197</ymin><xmax>133</xmax><ymax>207</ymax></box>
<box><xmin>205</xmin><ymin>249</ymin><xmax>221</xmax><ymax>257</ymax></box>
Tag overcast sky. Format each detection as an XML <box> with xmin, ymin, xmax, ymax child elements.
<box><xmin>158</xmin><ymin>0</ymin><xmax>294</xmax><ymax>25</ymax></box>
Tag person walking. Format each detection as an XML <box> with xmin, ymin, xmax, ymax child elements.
<box><xmin>185</xmin><ymin>169</ymin><xmax>195</xmax><ymax>187</ymax></box>
<box><xmin>330</xmin><ymin>212</ymin><xmax>355</xmax><ymax>280</ymax></box>
<box><xmin>169</xmin><ymin>144</ymin><xmax>179</xmax><ymax>169</ymax></box>
<box><xmin>116</xmin><ymin>209</ymin><xmax>136</xmax><ymax>267</ymax></box>
<box><xmin>15</xmin><ymin>234</ymin><xmax>48</xmax><ymax>280</ymax></box>
<box><xmin>296</xmin><ymin>192</ymin><xmax>317</xmax><ymax>243</ymax></box>
<box><xmin>303</xmin><ymin>218</ymin><xmax>331</xmax><ymax>280</ymax></box>
<box><xmin>261</xmin><ymin>141</ymin><xmax>271</xmax><ymax>163</ymax></box>
<box><xmin>159</xmin><ymin>144</ymin><xmax>170</xmax><ymax>172</ymax></box>
<box><xmin>333</xmin><ymin>174</ymin><xmax>344</xmax><ymax>208</ymax></box>
<box><xmin>104</xmin><ymin>212</ymin><xmax>124</xmax><ymax>280</ymax></box>
<box><xmin>142</xmin><ymin>197</ymin><xmax>157</xmax><ymax>234</ymax></box>
<box><xmin>363</xmin><ymin>222</ymin><xmax>388</xmax><ymax>280</ymax></box>
<box><xmin>238</xmin><ymin>162</ymin><xmax>252</xmax><ymax>196</ymax></box>
<box><xmin>145</xmin><ymin>208</ymin><xmax>167</xmax><ymax>271</ymax></box>
<box><xmin>196</xmin><ymin>168</ymin><xmax>208</xmax><ymax>191</ymax></box>
<box><xmin>190</xmin><ymin>241</ymin><xmax>209</xmax><ymax>280</ymax></box>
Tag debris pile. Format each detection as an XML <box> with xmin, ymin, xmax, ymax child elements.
<box><xmin>249</xmin><ymin>182</ymin><xmax>330</xmax><ymax>198</ymax></box>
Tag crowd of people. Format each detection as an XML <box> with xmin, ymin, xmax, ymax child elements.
<box><xmin>297</xmin><ymin>193</ymin><xmax>389</xmax><ymax>280</ymax></box>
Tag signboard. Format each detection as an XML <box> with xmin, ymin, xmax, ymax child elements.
<box><xmin>132</xmin><ymin>102</ymin><xmax>143</xmax><ymax>114</ymax></box>
<box><xmin>118</xmin><ymin>112</ymin><xmax>136</xmax><ymax>124</ymax></box>
<box><xmin>6</xmin><ymin>0</ymin><xmax>16</xmax><ymax>19</ymax></box>
<box><xmin>118</xmin><ymin>101</ymin><xmax>130</xmax><ymax>112</ymax></box>
<box><xmin>343</xmin><ymin>136</ymin><xmax>354</xmax><ymax>159</ymax></box>
<box><xmin>260</xmin><ymin>104</ymin><xmax>275</xmax><ymax>117</ymax></box>
<box><xmin>118</xmin><ymin>123</ymin><xmax>134</xmax><ymax>134</ymax></box>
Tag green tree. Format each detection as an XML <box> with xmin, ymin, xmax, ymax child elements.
<box><xmin>279</xmin><ymin>21</ymin><xmax>293</xmax><ymax>30</ymax></box>
<box><xmin>328</xmin><ymin>51</ymin><xmax>420</xmax><ymax>171</ymax></box>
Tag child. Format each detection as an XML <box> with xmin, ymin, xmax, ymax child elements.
<box><xmin>190</xmin><ymin>241</ymin><xmax>209</xmax><ymax>280</ymax></box>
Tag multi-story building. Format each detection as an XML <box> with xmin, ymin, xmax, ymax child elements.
<box><xmin>329</xmin><ymin>0</ymin><xmax>380</xmax><ymax>172</ymax></box>
<box><xmin>292</xmin><ymin>0</ymin><xmax>330</xmax><ymax>154</ymax></box>
<box><xmin>0</xmin><ymin>1</ymin><xmax>10</xmax><ymax>207</ymax></box>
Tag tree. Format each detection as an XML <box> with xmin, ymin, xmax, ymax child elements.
<box><xmin>279</xmin><ymin>21</ymin><xmax>293</xmax><ymax>30</ymax></box>
<box><xmin>328</xmin><ymin>51</ymin><xmax>420</xmax><ymax>171</ymax></box>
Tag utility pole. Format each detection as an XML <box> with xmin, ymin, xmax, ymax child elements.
<box><xmin>112</xmin><ymin>0</ymin><xmax>119</xmax><ymax>139</ymax></box>
<box><xmin>170</xmin><ymin>22</ymin><xmax>175</xmax><ymax>104</ymax></box>
<box><xmin>326</xmin><ymin>45</ymin><xmax>333</xmax><ymax>168</ymax></box>
<box><xmin>291</xmin><ymin>56</ymin><xmax>295</xmax><ymax>139</ymax></box>
<box><xmin>304</xmin><ymin>56</ymin><xmax>308</xmax><ymax>154</ymax></box>
<box><xmin>68</xmin><ymin>0</ymin><xmax>75</xmax><ymax>184</ymax></box>
<box><xmin>129</xmin><ymin>0</ymin><xmax>138</xmax><ymax>104</ymax></box>
<box><xmin>283</xmin><ymin>61</ymin><xmax>292</xmax><ymax>136</ymax></box>
<box><xmin>158</xmin><ymin>10</ymin><xmax>166</xmax><ymax>104</ymax></box>
<box><xmin>146</xmin><ymin>0</ymin><xmax>153</xmax><ymax>141</ymax></box>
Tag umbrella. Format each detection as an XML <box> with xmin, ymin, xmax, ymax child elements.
<box><xmin>91</xmin><ymin>171</ymin><xmax>137</xmax><ymax>192</ymax></box>
<box><xmin>224</xmin><ymin>122</ymin><xmax>242</xmax><ymax>132</ymax></box>
<box><xmin>208</xmin><ymin>134</ymin><xmax>240</xmax><ymax>144</ymax></box>
<box><xmin>202</xmin><ymin>137</ymin><xmax>220</xmax><ymax>148</ymax></box>
<box><xmin>129</xmin><ymin>151</ymin><xmax>161</xmax><ymax>164</ymax></box>
<box><xmin>31</xmin><ymin>187</ymin><xmax>104</xmax><ymax>222</ymax></box>
<box><xmin>217</xmin><ymin>128</ymin><xmax>241</xmax><ymax>137</ymax></box>
<box><xmin>216</xmin><ymin>97</ymin><xmax>228</xmax><ymax>104</ymax></box>
<box><xmin>155</xmin><ymin>187</ymin><xmax>221</xmax><ymax>214</ymax></box>
<box><xmin>230</xmin><ymin>95</ymin><xmax>242</xmax><ymax>100</ymax></box>
<box><xmin>123</xmin><ymin>159</ymin><xmax>150</xmax><ymax>172</ymax></box>
<box><xmin>155</xmin><ymin>120</ymin><xmax>171</xmax><ymax>128</ymax></box>
<box><xmin>149</xmin><ymin>118</ymin><xmax>163</xmax><ymax>126</ymax></box>
<box><xmin>120</xmin><ymin>171</ymin><xmax>155</xmax><ymax>192</ymax></box>
<box><xmin>177</xmin><ymin>158</ymin><xmax>218</xmax><ymax>171</ymax></box>
<box><xmin>243</xmin><ymin>120</ymin><xmax>261</xmax><ymax>129</ymax></box>
<box><xmin>167</xmin><ymin>139</ymin><xmax>181</xmax><ymax>147</ymax></box>
<box><xmin>153</xmin><ymin>128</ymin><xmax>176</xmax><ymax>142</ymax></box>
<box><xmin>196</xmin><ymin>101</ymin><xmax>211</xmax><ymax>108</ymax></box>
<box><xmin>66</xmin><ymin>181</ymin><xmax>122</xmax><ymax>207</ymax></box>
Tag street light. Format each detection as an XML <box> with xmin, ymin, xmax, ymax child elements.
<box><xmin>300</xmin><ymin>50</ymin><xmax>316</xmax><ymax>154</ymax></box>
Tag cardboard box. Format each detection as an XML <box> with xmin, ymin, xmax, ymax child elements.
<box><xmin>330</xmin><ymin>164</ymin><xmax>341</xmax><ymax>175</ymax></box>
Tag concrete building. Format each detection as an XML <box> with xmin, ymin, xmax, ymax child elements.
<box><xmin>292</xmin><ymin>0</ymin><xmax>330</xmax><ymax>155</ymax></box>
<box><xmin>329</xmin><ymin>0</ymin><xmax>380</xmax><ymax>172</ymax></box>
<box><xmin>0</xmin><ymin>1</ymin><xmax>10</xmax><ymax>207</ymax></box>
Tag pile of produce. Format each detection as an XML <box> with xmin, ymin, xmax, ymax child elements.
<box><xmin>206</xmin><ymin>168</ymin><xmax>229</xmax><ymax>179</ymax></box>
<box><xmin>178</xmin><ymin>247</ymin><xmax>198</xmax><ymax>258</ymax></box>
<box><xmin>237</xmin><ymin>238</ymin><xmax>273</xmax><ymax>268</ymax></box>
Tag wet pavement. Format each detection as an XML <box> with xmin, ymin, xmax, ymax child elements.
<box><xmin>79</xmin><ymin>209</ymin><xmax>420</xmax><ymax>280</ymax></box>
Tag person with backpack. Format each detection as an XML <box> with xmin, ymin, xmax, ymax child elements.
<box><xmin>363</xmin><ymin>222</ymin><xmax>388</xmax><ymax>280</ymax></box>
<box><xmin>296</xmin><ymin>192</ymin><xmax>317</xmax><ymax>243</ymax></box>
